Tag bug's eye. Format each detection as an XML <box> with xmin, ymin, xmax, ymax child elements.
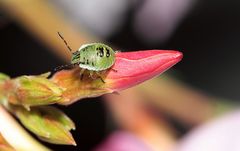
<box><xmin>106</xmin><ymin>48</ymin><xmax>110</xmax><ymax>57</ymax></box>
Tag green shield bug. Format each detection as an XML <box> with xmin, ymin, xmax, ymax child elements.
<box><xmin>57</xmin><ymin>32</ymin><xmax>117</xmax><ymax>83</ymax></box>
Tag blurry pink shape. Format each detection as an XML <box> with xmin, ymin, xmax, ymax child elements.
<box><xmin>176</xmin><ymin>110</ymin><xmax>240</xmax><ymax>151</ymax></box>
<box><xmin>134</xmin><ymin>0</ymin><xmax>195</xmax><ymax>44</ymax></box>
<box><xmin>94</xmin><ymin>131</ymin><xmax>152</xmax><ymax>151</ymax></box>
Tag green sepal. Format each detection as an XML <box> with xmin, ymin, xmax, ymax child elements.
<box><xmin>14</xmin><ymin>106</ymin><xmax>76</xmax><ymax>145</ymax></box>
<box><xmin>10</xmin><ymin>75</ymin><xmax>63</xmax><ymax>107</ymax></box>
<box><xmin>0</xmin><ymin>73</ymin><xmax>10</xmax><ymax>82</ymax></box>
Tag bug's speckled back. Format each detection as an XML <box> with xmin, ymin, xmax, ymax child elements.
<box><xmin>71</xmin><ymin>43</ymin><xmax>116</xmax><ymax>71</ymax></box>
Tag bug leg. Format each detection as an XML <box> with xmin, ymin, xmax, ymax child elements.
<box><xmin>54</xmin><ymin>64</ymin><xmax>74</xmax><ymax>71</ymax></box>
<box><xmin>96</xmin><ymin>72</ymin><xmax>105</xmax><ymax>83</ymax></box>
<box><xmin>101</xmin><ymin>70</ymin><xmax>107</xmax><ymax>74</ymax></box>
<box><xmin>79</xmin><ymin>69</ymin><xmax>85</xmax><ymax>80</ymax></box>
<box><xmin>113</xmin><ymin>91</ymin><xmax>120</xmax><ymax>95</ymax></box>
<box><xmin>89</xmin><ymin>70</ymin><xmax>96</xmax><ymax>79</ymax></box>
<box><xmin>111</xmin><ymin>68</ymin><xmax>118</xmax><ymax>72</ymax></box>
<box><xmin>99</xmin><ymin>77</ymin><xmax>105</xmax><ymax>83</ymax></box>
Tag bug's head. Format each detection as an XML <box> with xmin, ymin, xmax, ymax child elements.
<box><xmin>71</xmin><ymin>51</ymin><xmax>81</xmax><ymax>64</ymax></box>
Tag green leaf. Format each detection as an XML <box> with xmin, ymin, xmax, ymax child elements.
<box><xmin>14</xmin><ymin>106</ymin><xmax>76</xmax><ymax>145</ymax></box>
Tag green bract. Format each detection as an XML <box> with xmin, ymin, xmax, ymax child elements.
<box><xmin>9</xmin><ymin>75</ymin><xmax>63</xmax><ymax>109</ymax></box>
<box><xmin>14</xmin><ymin>106</ymin><xmax>76</xmax><ymax>145</ymax></box>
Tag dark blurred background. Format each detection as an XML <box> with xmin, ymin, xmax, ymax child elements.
<box><xmin>0</xmin><ymin>0</ymin><xmax>240</xmax><ymax>150</ymax></box>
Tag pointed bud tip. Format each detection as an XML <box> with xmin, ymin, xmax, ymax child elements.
<box><xmin>173</xmin><ymin>51</ymin><xmax>183</xmax><ymax>60</ymax></box>
<box><xmin>105</xmin><ymin>50</ymin><xmax>183</xmax><ymax>91</ymax></box>
<box><xmin>72</xmin><ymin>141</ymin><xmax>77</xmax><ymax>146</ymax></box>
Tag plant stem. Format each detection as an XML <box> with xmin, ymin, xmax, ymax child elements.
<box><xmin>0</xmin><ymin>105</ymin><xmax>51</xmax><ymax>151</ymax></box>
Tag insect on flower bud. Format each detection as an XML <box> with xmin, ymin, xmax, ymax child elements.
<box><xmin>52</xmin><ymin>50</ymin><xmax>183</xmax><ymax>105</ymax></box>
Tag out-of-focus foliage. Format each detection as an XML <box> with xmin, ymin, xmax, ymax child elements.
<box><xmin>0</xmin><ymin>133</ymin><xmax>15</xmax><ymax>151</ymax></box>
<box><xmin>14</xmin><ymin>106</ymin><xmax>76</xmax><ymax>145</ymax></box>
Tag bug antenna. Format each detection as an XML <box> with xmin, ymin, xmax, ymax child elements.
<box><xmin>57</xmin><ymin>32</ymin><xmax>73</xmax><ymax>52</ymax></box>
